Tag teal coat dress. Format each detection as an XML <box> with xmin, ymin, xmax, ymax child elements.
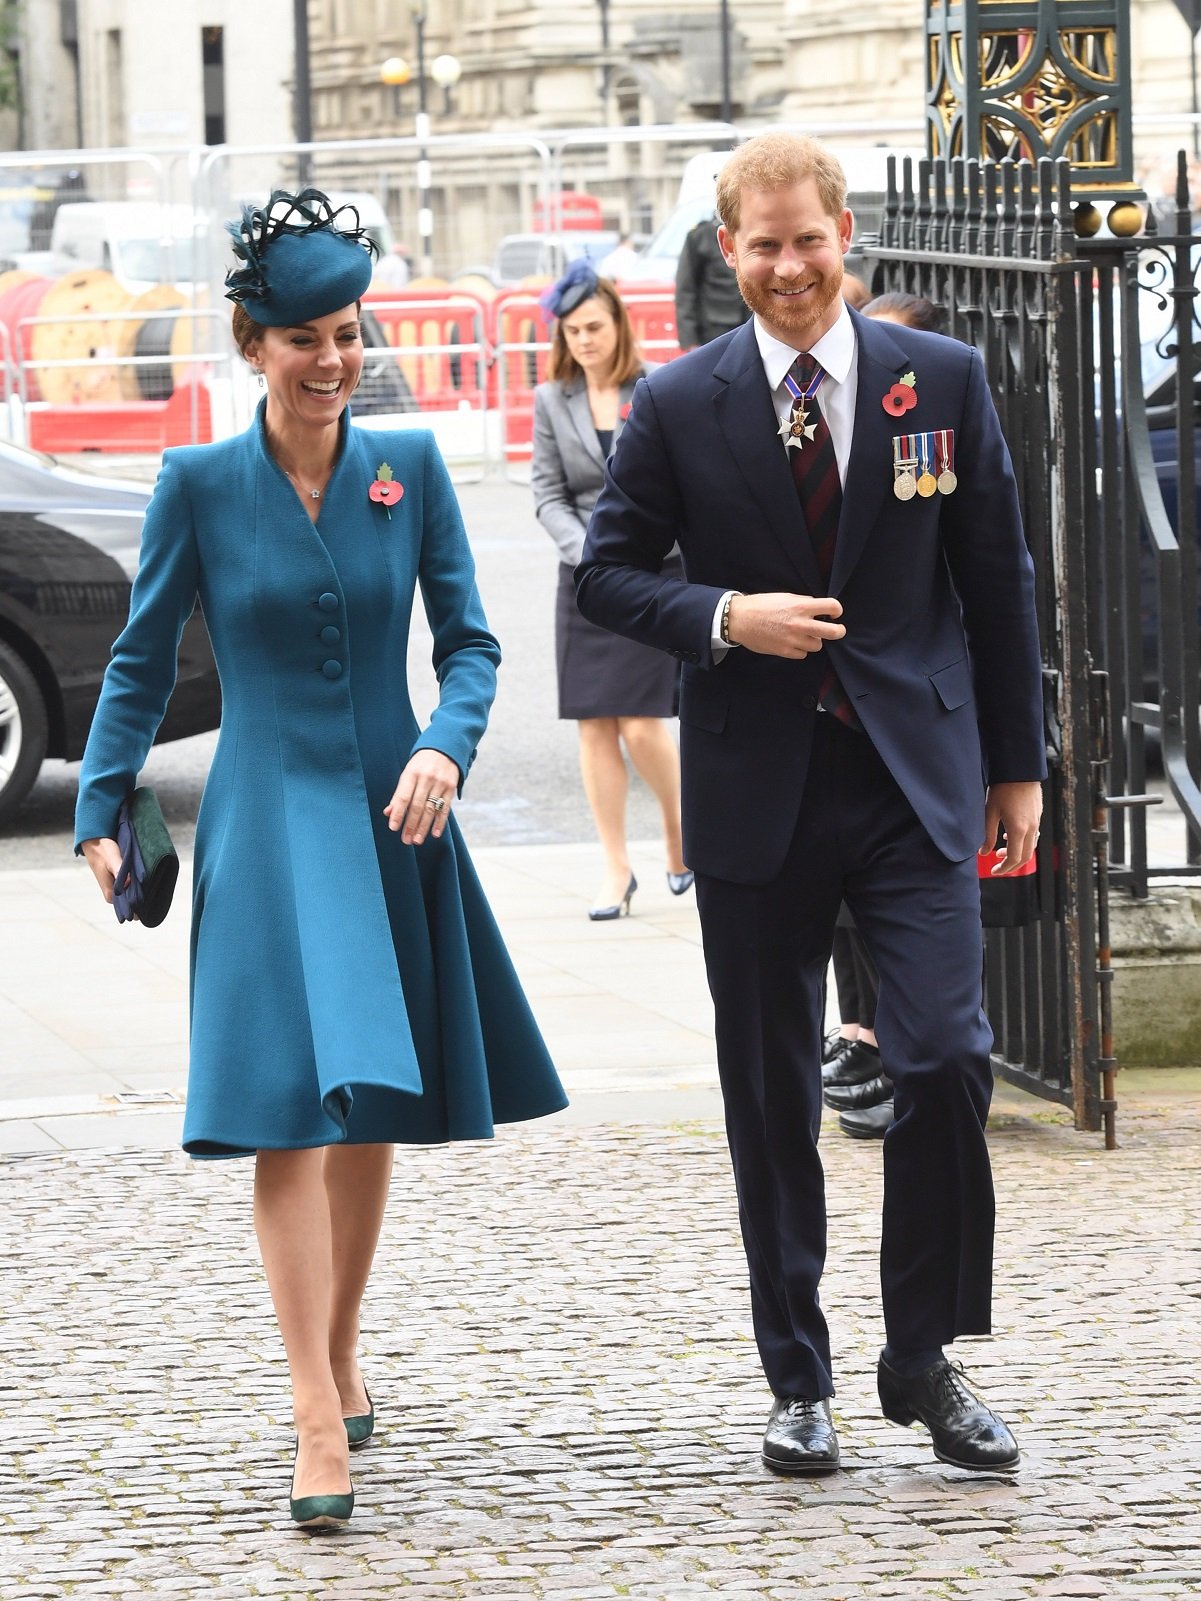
<box><xmin>74</xmin><ymin>403</ymin><xmax>567</xmax><ymax>1157</ymax></box>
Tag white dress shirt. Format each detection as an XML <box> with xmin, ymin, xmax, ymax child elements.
<box><xmin>712</xmin><ymin>300</ymin><xmax>860</xmax><ymax>652</ymax></box>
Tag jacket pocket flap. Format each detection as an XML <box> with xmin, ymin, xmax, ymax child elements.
<box><xmin>930</xmin><ymin>657</ymin><xmax>973</xmax><ymax>711</ymax></box>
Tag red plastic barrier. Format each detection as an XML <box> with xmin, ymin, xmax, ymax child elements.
<box><xmin>491</xmin><ymin>291</ymin><xmax>551</xmax><ymax>464</ymax></box>
<box><xmin>491</xmin><ymin>287</ymin><xmax>682</xmax><ymax>463</ymax></box>
<box><xmin>362</xmin><ymin>290</ymin><xmax>488</xmax><ymax>412</ymax></box>
<box><xmin>0</xmin><ymin>276</ymin><xmax>53</xmax><ymax>401</ymax></box>
<box><xmin>618</xmin><ymin>290</ymin><xmax>683</xmax><ymax>364</ymax></box>
<box><xmin>27</xmin><ymin>379</ymin><xmax>212</xmax><ymax>453</ymax></box>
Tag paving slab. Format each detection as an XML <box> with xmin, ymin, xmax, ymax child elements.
<box><xmin>0</xmin><ymin>1097</ymin><xmax>1198</xmax><ymax>1598</ymax></box>
<box><xmin>4</xmin><ymin>833</ymin><xmax>1201</xmax><ymax>1596</ymax></box>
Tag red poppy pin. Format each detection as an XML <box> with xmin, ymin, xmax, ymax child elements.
<box><xmin>882</xmin><ymin>371</ymin><xmax>918</xmax><ymax>416</ymax></box>
<box><xmin>369</xmin><ymin>461</ymin><xmax>404</xmax><ymax>519</ymax></box>
<box><xmin>619</xmin><ymin>401</ymin><xmax>632</xmax><ymax>422</ymax></box>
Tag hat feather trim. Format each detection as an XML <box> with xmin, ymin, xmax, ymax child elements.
<box><xmin>224</xmin><ymin>187</ymin><xmax>378</xmax><ymax>307</ymax></box>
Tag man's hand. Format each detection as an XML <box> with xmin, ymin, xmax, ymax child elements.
<box><xmin>981</xmin><ymin>781</ymin><xmax>1043</xmax><ymax>876</ymax></box>
<box><xmin>727</xmin><ymin>593</ymin><xmax>845</xmax><ymax>659</ymax></box>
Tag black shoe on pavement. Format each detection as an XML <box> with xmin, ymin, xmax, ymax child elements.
<box><xmin>821</xmin><ymin>1029</ymin><xmax>855</xmax><ymax>1066</ymax></box>
<box><xmin>761</xmin><ymin>1396</ymin><xmax>840</xmax><ymax>1475</ymax></box>
<box><xmin>838</xmin><ymin>1098</ymin><xmax>894</xmax><ymax>1139</ymax></box>
<box><xmin>877</xmin><ymin>1355</ymin><xmax>1020</xmax><ymax>1471</ymax></box>
<box><xmin>821</xmin><ymin>1039</ymin><xmax>884</xmax><ymax>1089</ymax></box>
<box><xmin>823</xmin><ymin>1072</ymin><xmax>892</xmax><ymax>1113</ymax></box>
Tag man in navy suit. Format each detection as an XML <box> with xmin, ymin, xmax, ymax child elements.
<box><xmin>576</xmin><ymin>132</ymin><xmax>1045</xmax><ymax>1474</ymax></box>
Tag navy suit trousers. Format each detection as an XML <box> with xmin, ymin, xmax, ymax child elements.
<box><xmin>694</xmin><ymin>713</ymin><xmax>996</xmax><ymax>1399</ymax></box>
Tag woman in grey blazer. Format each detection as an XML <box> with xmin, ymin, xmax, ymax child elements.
<box><xmin>532</xmin><ymin>265</ymin><xmax>692</xmax><ymax>919</ymax></box>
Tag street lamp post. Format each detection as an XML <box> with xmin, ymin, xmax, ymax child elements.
<box><xmin>380</xmin><ymin>13</ymin><xmax>458</xmax><ymax>279</ymax></box>
<box><xmin>719</xmin><ymin>0</ymin><xmax>732</xmax><ymax>124</ymax></box>
<box><xmin>292</xmin><ymin>0</ymin><xmax>314</xmax><ymax>183</ymax></box>
<box><xmin>597</xmin><ymin>0</ymin><xmax>611</xmax><ymax>119</ymax></box>
<box><xmin>412</xmin><ymin>2</ymin><xmax>433</xmax><ymax>278</ymax></box>
<box><xmin>430</xmin><ymin>53</ymin><xmax>462</xmax><ymax>115</ymax></box>
<box><xmin>379</xmin><ymin>55</ymin><xmax>411</xmax><ymax>119</ymax></box>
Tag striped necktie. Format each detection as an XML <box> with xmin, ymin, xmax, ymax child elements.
<box><xmin>786</xmin><ymin>353</ymin><xmax>861</xmax><ymax>730</ymax></box>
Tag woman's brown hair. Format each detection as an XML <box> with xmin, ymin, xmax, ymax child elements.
<box><xmin>547</xmin><ymin>277</ymin><xmax>642</xmax><ymax>387</ymax></box>
<box><xmin>231</xmin><ymin>302</ymin><xmax>263</xmax><ymax>358</ymax></box>
<box><xmin>863</xmin><ymin>291</ymin><xmax>945</xmax><ymax>333</ymax></box>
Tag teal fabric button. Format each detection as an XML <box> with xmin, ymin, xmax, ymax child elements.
<box><xmin>321</xmin><ymin>659</ymin><xmax>343</xmax><ymax>680</ymax></box>
<box><xmin>318</xmin><ymin>592</ymin><xmax>339</xmax><ymax>612</ymax></box>
<box><xmin>320</xmin><ymin>625</ymin><xmax>341</xmax><ymax>645</ymax></box>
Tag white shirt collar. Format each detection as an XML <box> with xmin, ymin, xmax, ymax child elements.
<box><xmin>753</xmin><ymin>300</ymin><xmax>856</xmax><ymax>392</ymax></box>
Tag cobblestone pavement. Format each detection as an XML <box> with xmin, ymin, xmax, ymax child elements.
<box><xmin>2</xmin><ymin>1092</ymin><xmax>1199</xmax><ymax>1600</ymax></box>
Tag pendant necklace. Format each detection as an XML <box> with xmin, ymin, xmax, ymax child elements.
<box><xmin>285</xmin><ymin>469</ymin><xmax>324</xmax><ymax>501</ymax></box>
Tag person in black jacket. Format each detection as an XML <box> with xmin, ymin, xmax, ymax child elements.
<box><xmin>674</xmin><ymin>212</ymin><xmax>750</xmax><ymax>349</ymax></box>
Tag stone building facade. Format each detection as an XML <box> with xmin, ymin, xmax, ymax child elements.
<box><xmin>5</xmin><ymin>1</ymin><xmax>294</xmax><ymax>202</ymax></box>
<box><xmin>2</xmin><ymin>2</ymin><xmax>1196</xmax><ymax>273</ymax></box>
<box><xmin>302</xmin><ymin>0</ymin><xmax>1198</xmax><ymax>277</ymax></box>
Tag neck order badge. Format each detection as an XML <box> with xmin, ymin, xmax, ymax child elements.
<box><xmin>780</xmin><ymin>362</ymin><xmax>827</xmax><ymax>451</ymax></box>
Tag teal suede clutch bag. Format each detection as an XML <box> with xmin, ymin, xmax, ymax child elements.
<box><xmin>113</xmin><ymin>786</ymin><xmax>178</xmax><ymax>927</ymax></box>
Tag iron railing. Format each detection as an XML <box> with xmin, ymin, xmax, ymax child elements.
<box><xmin>867</xmin><ymin>155</ymin><xmax>1088</xmax><ymax>1124</ymax></box>
<box><xmin>863</xmin><ymin>151</ymin><xmax>1201</xmax><ymax>1137</ymax></box>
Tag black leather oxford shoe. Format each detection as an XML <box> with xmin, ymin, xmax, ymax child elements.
<box><xmin>821</xmin><ymin>1040</ymin><xmax>885</xmax><ymax>1089</ymax></box>
<box><xmin>821</xmin><ymin>1028</ymin><xmax>853</xmax><ymax>1065</ymax></box>
<box><xmin>838</xmin><ymin>1098</ymin><xmax>893</xmax><ymax>1139</ymax></box>
<box><xmin>877</xmin><ymin>1355</ymin><xmax>1020</xmax><ymax>1471</ymax></box>
<box><xmin>823</xmin><ymin>1072</ymin><xmax>892</xmax><ymax>1113</ymax></box>
<box><xmin>761</xmin><ymin>1396</ymin><xmax>840</xmax><ymax>1475</ymax></box>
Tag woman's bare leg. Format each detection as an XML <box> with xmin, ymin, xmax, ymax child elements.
<box><xmin>577</xmin><ymin>717</ymin><xmax>634</xmax><ymax>906</ymax></box>
<box><xmin>254</xmin><ymin>1147</ymin><xmax>350</xmax><ymax>1499</ymax></box>
<box><xmin>618</xmin><ymin>717</ymin><xmax>687</xmax><ymax>876</ymax></box>
<box><xmin>323</xmin><ymin>1142</ymin><xmax>394</xmax><ymax>1418</ymax></box>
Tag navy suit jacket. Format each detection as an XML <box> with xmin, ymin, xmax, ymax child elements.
<box><xmin>576</xmin><ymin>308</ymin><xmax>1047</xmax><ymax>885</ymax></box>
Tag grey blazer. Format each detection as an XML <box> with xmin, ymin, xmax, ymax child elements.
<box><xmin>531</xmin><ymin>367</ymin><xmax>655</xmax><ymax>568</ymax></box>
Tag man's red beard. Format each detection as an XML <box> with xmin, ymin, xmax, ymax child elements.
<box><xmin>734</xmin><ymin>261</ymin><xmax>844</xmax><ymax>342</ymax></box>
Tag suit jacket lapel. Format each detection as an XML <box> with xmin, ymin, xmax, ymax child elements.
<box><xmin>565</xmin><ymin>380</ymin><xmax>605</xmax><ymax>470</ymax></box>
<box><xmin>712</xmin><ymin>322</ymin><xmax>821</xmax><ymax>593</ymax></box>
<box><xmin>830</xmin><ymin>309</ymin><xmax>913</xmax><ymax>594</ymax></box>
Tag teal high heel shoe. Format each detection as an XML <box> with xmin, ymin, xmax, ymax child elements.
<box><xmin>289</xmin><ymin>1442</ymin><xmax>354</xmax><ymax>1531</ymax></box>
<box><xmin>344</xmin><ymin>1390</ymin><xmax>374</xmax><ymax>1449</ymax></box>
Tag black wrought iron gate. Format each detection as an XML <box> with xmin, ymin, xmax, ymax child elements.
<box><xmin>866</xmin><ymin>152</ymin><xmax>1201</xmax><ymax>1144</ymax></box>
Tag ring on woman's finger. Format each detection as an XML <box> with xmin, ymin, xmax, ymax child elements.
<box><xmin>427</xmin><ymin>795</ymin><xmax>447</xmax><ymax>813</ymax></box>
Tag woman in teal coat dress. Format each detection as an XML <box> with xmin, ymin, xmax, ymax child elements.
<box><xmin>75</xmin><ymin>191</ymin><xmax>566</xmax><ymax>1530</ymax></box>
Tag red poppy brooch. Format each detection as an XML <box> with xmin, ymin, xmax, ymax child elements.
<box><xmin>882</xmin><ymin>371</ymin><xmax>918</xmax><ymax>417</ymax></box>
<box><xmin>619</xmin><ymin>401</ymin><xmax>633</xmax><ymax>422</ymax></box>
<box><xmin>369</xmin><ymin>461</ymin><xmax>404</xmax><ymax>519</ymax></box>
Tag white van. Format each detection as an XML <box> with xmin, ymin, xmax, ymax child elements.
<box><xmin>49</xmin><ymin>202</ymin><xmax>204</xmax><ymax>292</ymax></box>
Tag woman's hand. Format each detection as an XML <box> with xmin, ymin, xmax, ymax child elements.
<box><xmin>384</xmin><ymin>750</ymin><xmax>461</xmax><ymax>845</ymax></box>
<box><xmin>81</xmin><ymin>837</ymin><xmax>124</xmax><ymax>905</ymax></box>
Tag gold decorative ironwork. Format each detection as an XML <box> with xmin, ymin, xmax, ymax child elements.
<box><xmin>925</xmin><ymin>0</ymin><xmax>1140</xmax><ymax>203</ymax></box>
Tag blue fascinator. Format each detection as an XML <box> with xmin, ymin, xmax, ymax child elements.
<box><xmin>224</xmin><ymin>188</ymin><xmax>377</xmax><ymax>326</ymax></box>
<box><xmin>539</xmin><ymin>258</ymin><xmax>600</xmax><ymax>320</ymax></box>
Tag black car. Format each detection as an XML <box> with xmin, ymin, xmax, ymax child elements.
<box><xmin>0</xmin><ymin>440</ymin><xmax>220</xmax><ymax>827</ymax></box>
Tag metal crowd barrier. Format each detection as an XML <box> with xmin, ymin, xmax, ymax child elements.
<box><xmin>0</xmin><ymin>286</ymin><xmax>682</xmax><ymax>472</ymax></box>
<box><xmin>9</xmin><ymin>305</ymin><xmax>231</xmax><ymax>453</ymax></box>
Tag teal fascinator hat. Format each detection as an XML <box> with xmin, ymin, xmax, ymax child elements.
<box><xmin>224</xmin><ymin>188</ymin><xmax>377</xmax><ymax>326</ymax></box>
